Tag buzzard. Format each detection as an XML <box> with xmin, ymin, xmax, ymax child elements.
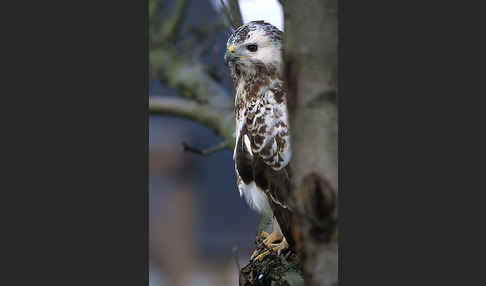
<box><xmin>224</xmin><ymin>21</ymin><xmax>295</xmax><ymax>261</ymax></box>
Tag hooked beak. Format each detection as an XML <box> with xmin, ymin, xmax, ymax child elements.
<box><xmin>224</xmin><ymin>51</ymin><xmax>236</xmax><ymax>65</ymax></box>
<box><xmin>224</xmin><ymin>45</ymin><xmax>237</xmax><ymax>65</ymax></box>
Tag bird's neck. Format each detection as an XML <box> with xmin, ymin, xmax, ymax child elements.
<box><xmin>233</xmin><ymin>61</ymin><xmax>280</xmax><ymax>82</ymax></box>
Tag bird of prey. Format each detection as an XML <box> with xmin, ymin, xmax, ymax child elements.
<box><xmin>224</xmin><ymin>21</ymin><xmax>295</xmax><ymax>261</ymax></box>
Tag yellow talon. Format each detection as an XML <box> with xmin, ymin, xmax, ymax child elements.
<box><xmin>253</xmin><ymin>239</ymin><xmax>289</xmax><ymax>261</ymax></box>
<box><xmin>251</xmin><ymin>231</ymin><xmax>270</xmax><ymax>258</ymax></box>
<box><xmin>268</xmin><ymin>238</ymin><xmax>289</xmax><ymax>256</ymax></box>
<box><xmin>261</xmin><ymin>231</ymin><xmax>269</xmax><ymax>239</ymax></box>
<box><xmin>251</xmin><ymin>231</ymin><xmax>289</xmax><ymax>261</ymax></box>
<box><xmin>251</xmin><ymin>249</ymin><xmax>259</xmax><ymax>260</ymax></box>
<box><xmin>255</xmin><ymin>250</ymin><xmax>271</xmax><ymax>261</ymax></box>
<box><xmin>262</xmin><ymin>231</ymin><xmax>282</xmax><ymax>246</ymax></box>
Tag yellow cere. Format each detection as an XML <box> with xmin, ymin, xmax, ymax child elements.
<box><xmin>228</xmin><ymin>45</ymin><xmax>236</xmax><ymax>53</ymax></box>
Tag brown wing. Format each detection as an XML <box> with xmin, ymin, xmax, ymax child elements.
<box><xmin>253</xmin><ymin>157</ymin><xmax>295</xmax><ymax>249</ymax></box>
<box><xmin>235</xmin><ymin>129</ymin><xmax>295</xmax><ymax>249</ymax></box>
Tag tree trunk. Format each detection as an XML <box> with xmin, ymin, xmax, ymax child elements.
<box><xmin>282</xmin><ymin>0</ymin><xmax>338</xmax><ymax>285</ymax></box>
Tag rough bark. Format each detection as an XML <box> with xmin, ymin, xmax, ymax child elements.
<box><xmin>238</xmin><ymin>1</ymin><xmax>338</xmax><ymax>284</ymax></box>
<box><xmin>281</xmin><ymin>0</ymin><xmax>338</xmax><ymax>285</ymax></box>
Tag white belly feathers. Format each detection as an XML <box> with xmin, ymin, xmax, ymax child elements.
<box><xmin>238</xmin><ymin>180</ymin><xmax>273</xmax><ymax>217</ymax></box>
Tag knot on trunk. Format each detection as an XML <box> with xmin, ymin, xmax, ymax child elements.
<box><xmin>301</xmin><ymin>173</ymin><xmax>337</xmax><ymax>243</ymax></box>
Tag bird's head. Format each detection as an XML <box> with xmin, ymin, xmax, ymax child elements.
<box><xmin>225</xmin><ymin>21</ymin><xmax>283</xmax><ymax>78</ymax></box>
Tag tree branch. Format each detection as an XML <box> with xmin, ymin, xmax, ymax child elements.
<box><xmin>182</xmin><ymin>141</ymin><xmax>230</xmax><ymax>155</ymax></box>
<box><xmin>149</xmin><ymin>96</ymin><xmax>235</xmax><ymax>148</ymax></box>
<box><xmin>150</xmin><ymin>47</ymin><xmax>231</xmax><ymax>106</ymax></box>
<box><xmin>220</xmin><ymin>0</ymin><xmax>243</xmax><ymax>29</ymax></box>
<box><xmin>228</xmin><ymin>0</ymin><xmax>243</xmax><ymax>27</ymax></box>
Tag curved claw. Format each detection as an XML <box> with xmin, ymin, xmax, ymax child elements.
<box><xmin>251</xmin><ymin>237</ymin><xmax>289</xmax><ymax>261</ymax></box>
<box><xmin>254</xmin><ymin>250</ymin><xmax>271</xmax><ymax>261</ymax></box>
<box><xmin>261</xmin><ymin>231</ymin><xmax>269</xmax><ymax>239</ymax></box>
<box><xmin>251</xmin><ymin>249</ymin><xmax>259</xmax><ymax>260</ymax></box>
<box><xmin>269</xmin><ymin>237</ymin><xmax>289</xmax><ymax>255</ymax></box>
<box><xmin>250</xmin><ymin>231</ymin><xmax>270</xmax><ymax>259</ymax></box>
<box><xmin>262</xmin><ymin>231</ymin><xmax>283</xmax><ymax>246</ymax></box>
<box><xmin>251</xmin><ymin>230</ymin><xmax>289</xmax><ymax>261</ymax></box>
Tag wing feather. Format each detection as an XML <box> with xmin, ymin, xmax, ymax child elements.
<box><xmin>248</xmin><ymin>80</ymin><xmax>291</xmax><ymax>170</ymax></box>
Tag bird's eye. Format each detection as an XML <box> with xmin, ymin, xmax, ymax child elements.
<box><xmin>246</xmin><ymin>44</ymin><xmax>258</xmax><ymax>52</ymax></box>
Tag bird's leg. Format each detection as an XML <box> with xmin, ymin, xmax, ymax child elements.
<box><xmin>251</xmin><ymin>217</ymin><xmax>289</xmax><ymax>261</ymax></box>
<box><xmin>267</xmin><ymin>236</ymin><xmax>289</xmax><ymax>255</ymax></box>
<box><xmin>250</xmin><ymin>230</ymin><xmax>269</xmax><ymax>259</ymax></box>
<box><xmin>260</xmin><ymin>231</ymin><xmax>270</xmax><ymax>239</ymax></box>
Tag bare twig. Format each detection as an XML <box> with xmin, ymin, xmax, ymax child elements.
<box><xmin>161</xmin><ymin>0</ymin><xmax>188</xmax><ymax>41</ymax></box>
<box><xmin>220</xmin><ymin>0</ymin><xmax>243</xmax><ymax>29</ymax></box>
<box><xmin>181</xmin><ymin>141</ymin><xmax>230</xmax><ymax>155</ymax></box>
<box><xmin>220</xmin><ymin>0</ymin><xmax>234</xmax><ymax>28</ymax></box>
<box><xmin>228</xmin><ymin>0</ymin><xmax>243</xmax><ymax>27</ymax></box>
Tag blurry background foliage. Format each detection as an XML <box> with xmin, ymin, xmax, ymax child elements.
<box><xmin>148</xmin><ymin>0</ymin><xmax>262</xmax><ymax>285</ymax></box>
